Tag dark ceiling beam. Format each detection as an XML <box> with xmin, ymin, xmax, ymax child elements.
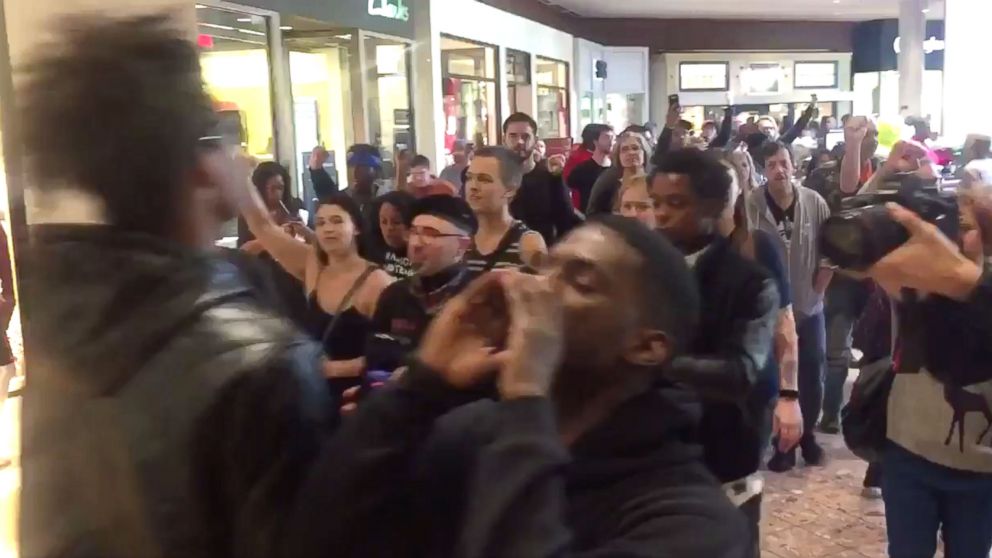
<box><xmin>573</xmin><ymin>18</ymin><xmax>858</xmax><ymax>52</ymax></box>
<box><xmin>476</xmin><ymin>0</ymin><xmax>857</xmax><ymax>52</ymax></box>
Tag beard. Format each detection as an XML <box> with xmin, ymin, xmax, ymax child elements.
<box><xmin>510</xmin><ymin>145</ymin><xmax>534</xmax><ymax>163</ymax></box>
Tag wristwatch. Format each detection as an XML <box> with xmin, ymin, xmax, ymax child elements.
<box><xmin>778</xmin><ymin>389</ymin><xmax>799</xmax><ymax>401</ymax></box>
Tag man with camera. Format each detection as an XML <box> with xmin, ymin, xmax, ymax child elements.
<box><xmin>821</xmin><ymin>155</ymin><xmax>992</xmax><ymax>557</ymax></box>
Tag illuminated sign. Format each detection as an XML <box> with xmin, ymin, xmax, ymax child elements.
<box><xmin>893</xmin><ymin>36</ymin><xmax>945</xmax><ymax>54</ymax></box>
<box><xmin>368</xmin><ymin>0</ymin><xmax>409</xmax><ymax>22</ymax></box>
<box><xmin>679</xmin><ymin>62</ymin><xmax>729</xmax><ymax>92</ymax></box>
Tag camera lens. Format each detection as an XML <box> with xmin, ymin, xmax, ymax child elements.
<box><xmin>820</xmin><ymin>205</ymin><xmax>909</xmax><ymax>271</ymax></box>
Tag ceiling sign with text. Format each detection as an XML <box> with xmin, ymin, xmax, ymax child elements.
<box><xmin>368</xmin><ymin>0</ymin><xmax>410</xmax><ymax>22</ymax></box>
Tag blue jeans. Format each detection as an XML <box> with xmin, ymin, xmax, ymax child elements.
<box><xmin>797</xmin><ymin>312</ymin><xmax>826</xmax><ymax>441</ymax></box>
<box><xmin>822</xmin><ymin>279</ymin><xmax>866</xmax><ymax>421</ymax></box>
<box><xmin>883</xmin><ymin>442</ymin><xmax>992</xmax><ymax>558</ymax></box>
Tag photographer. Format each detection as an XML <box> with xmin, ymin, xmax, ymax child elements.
<box><xmin>825</xmin><ymin>159</ymin><xmax>992</xmax><ymax>557</ymax></box>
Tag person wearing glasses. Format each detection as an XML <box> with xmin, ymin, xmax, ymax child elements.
<box><xmin>365</xmin><ymin>195</ymin><xmax>478</xmax><ymax>375</ymax></box>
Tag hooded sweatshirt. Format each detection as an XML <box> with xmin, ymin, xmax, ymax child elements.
<box><xmin>284</xmin><ymin>361</ymin><xmax>747</xmax><ymax>558</ymax></box>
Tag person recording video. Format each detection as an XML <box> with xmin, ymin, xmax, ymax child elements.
<box><xmin>820</xmin><ymin>142</ymin><xmax>992</xmax><ymax>556</ymax></box>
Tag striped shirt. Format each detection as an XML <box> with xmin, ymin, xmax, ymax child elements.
<box><xmin>464</xmin><ymin>221</ymin><xmax>534</xmax><ymax>273</ymax></box>
<box><xmin>748</xmin><ymin>183</ymin><xmax>831</xmax><ymax>318</ymax></box>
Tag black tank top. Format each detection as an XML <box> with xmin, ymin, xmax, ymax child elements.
<box><xmin>304</xmin><ymin>265</ymin><xmax>377</xmax><ymax>396</ymax></box>
<box><xmin>464</xmin><ymin>221</ymin><xmax>533</xmax><ymax>273</ymax></box>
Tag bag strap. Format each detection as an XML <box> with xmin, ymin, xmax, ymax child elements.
<box><xmin>321</xmin><ymin>264</ymin><xmax>377</xmax><ymax>347</ymax></box>
<box><xmin>481</xmin><ymin>222</ymin><xmax>525</xmax><ymax>273</ymax></box>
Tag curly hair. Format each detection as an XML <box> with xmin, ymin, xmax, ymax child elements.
<box><xmin>18</xmin><ymin>14</ymin><xmax>214</xmax><ymax>236</ymax></box>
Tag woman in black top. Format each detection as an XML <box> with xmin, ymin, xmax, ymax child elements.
<box><xmin>368</xmin><ymin>191</ymin><xmax>415</xmax><ymax>279</ymax></box>
<box><xmin>237</xmin><ymin>175</ymin><xmax>393</xmax><ymax>396</ymax></box>
<box><xmin>587</xmin><ymin>132</ymin><xmax>652</xmax><ymax>216</ymax></box>
<box><xmin>238</xmin><ymin>162</ymin><xmax>306</xmax><ymax>247</ymax></box>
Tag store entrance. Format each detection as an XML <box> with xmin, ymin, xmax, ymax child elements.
<box><xmin>285</xmin><ymin>24</ymin><xmax>414</xmax><ymax>198</ymax></box>
<box><xmin>285</xmin><ymin>31</ymin><xmax>355</xmax><ymax>203</ymax></box>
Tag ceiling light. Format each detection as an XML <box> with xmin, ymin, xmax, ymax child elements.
<box><xmin>280</xmin><ymin>25</ymin><xmax>293</xmax><ymax>30</ymax></box>
<box><xmin>199</xmin><ymin>23</ymin><xmax>234</xmax><ymax>31</ymax></box>
<box><xmin>832</xmin><ymin>0</ymin><xmax>840</xmax><ymax>4</ymax></box>
<box><xmin>922</xmin><ymin>8</ymin><xmax>930</xmax><ymax>12</ymax></box>
<box><xmin>237</xmin><ymin>17</ymin><xmax>251</xmax><ymax>22</ymax></box>
<box><xmin>195</xmin><ymin>4</ymin><xmax>206</xmax><ymax>8</ymax></box>
<box><xmin>237</xmin><ymin>28</ymin><xmax>266</xmax><ymax>36</ymax></box>
<box><xmin>334</xmin><ymin>34</ymin><xmax>352</xmax><ymax>40</ymax></box>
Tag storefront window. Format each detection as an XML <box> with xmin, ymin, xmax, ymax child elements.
<box><xmin>197</xmin><ymin>6</ymin><xmax>275</xmax><ymax>161</ymax></box>
<box><xmin>288</xmin><ymin>33</ymin><xmax>355</xmax><ymax>194</ymax></box>
<box><xmin>535</xmin><ymin>57</ymin><xmax>569</xmax><ymax>139</ymax></box>
<box><xmin>0</xmin><ymin>109</ymin><xmax>22</xmax><ymax>558</ymax></box>
<box><xmin>441</xmin><ymin>35</ymin><xmax>499</xmax><ymax>153</ymax></box>
<box><xmin>198</xmin><ymin>5</ymin><xmax>275</xmax><ymax>245</ymax></box>
<box><xmin>506</xmin><ymin>49</ymin><xmax>530</xmax><ymax>115</ymax></box>
<box><xmin>605</xmin><ymin>93</ymin><xmax>644</xmax><ymax>133</ymax></box>
<box><xmin>364</xmin><ymin>35</ymin><xmax>413</xmax><ymax>159</ymax></box>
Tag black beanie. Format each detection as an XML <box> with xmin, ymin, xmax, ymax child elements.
<box><xmin>409</xmin><ymin>194</ymin><xmax>478</xmax><ymax>235</ymax></box>
<box><xmin>589</xmin><ymin>214</ymin><xmax>701</xmax><ymax>353</ymax></box>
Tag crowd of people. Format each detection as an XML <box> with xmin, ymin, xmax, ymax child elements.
<box><xmin>16</xmin><ymin>14</ymin><xmax>992</xmax><ymax>558</ymax></box>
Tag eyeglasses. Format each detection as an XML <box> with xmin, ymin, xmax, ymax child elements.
<box><xmin>409</xmin><ymin>226</ymin><xmax>466</xmax><ymax>245</ymax></box>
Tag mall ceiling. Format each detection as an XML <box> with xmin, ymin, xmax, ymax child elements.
<box><xmin>480</xmin><ymin>0</ymin><xmax>944</xmax><ymax>51</ymax></box>
<box><xmin>541</xmin><ymin>0</ymin><xmax>945</xmax><ymax>21</ymax></box>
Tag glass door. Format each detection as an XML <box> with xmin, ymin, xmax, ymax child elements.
<box><xmin>285</xmin><ymin>31</ymin><xmax>355</xmax><ymax>200</ymax></box>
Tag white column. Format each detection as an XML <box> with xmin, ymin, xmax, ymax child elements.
<box><xmin>409</xmin><ymin>0</ymin><xmax>440</xmax><ymax>168</ymax></box>
<box><xmin>943</xmin><ymin>0</ymin><xmax>992</xmax><ymax>143</ymax></box>
<box><xmin>897</xmin><ymin>0</ymin><xmax>926</xmax><ymax>117</ymax></box>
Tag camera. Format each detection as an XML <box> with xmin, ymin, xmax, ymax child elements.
<box><xmin>819</xmin><ymin>174</ymin><xmax>957</xmax><ymax>271</ymax></box>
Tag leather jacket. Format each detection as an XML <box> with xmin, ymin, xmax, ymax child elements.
<box><xmin>20</xmin><ymin>225</ymin><xmax>331</xmax><ymax>558</ymax></box>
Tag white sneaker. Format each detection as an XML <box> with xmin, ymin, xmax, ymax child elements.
<box><xmin>861</xmin><ymin>486</ymin><xmax>882</xmax><ymax>500</ymax></box>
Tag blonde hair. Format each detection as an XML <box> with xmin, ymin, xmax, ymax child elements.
<box><xmin>614</xmin><ymin>175</ymin><xmax>649</xmax><ymax>212</ymax></box>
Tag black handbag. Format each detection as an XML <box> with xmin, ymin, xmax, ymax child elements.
<box><xmin>841</xmin><ymin>359</ymin><xmax>894</xmax><ymax>463</ymax></box>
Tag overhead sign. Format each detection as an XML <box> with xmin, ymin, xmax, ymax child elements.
<box><xmin>852</xmin><ymin>19</ymin><xmax>945</xmax><ymax>73</ymax></box>
<box><xmin>892</xmin><ymin>36</ymin><xmax>946</xmax><ymax>54</ymax></box>
<box><xmin>368</xmin><ymin>0</ymin><xmax>409</xmax><ymax>22</ymax></box>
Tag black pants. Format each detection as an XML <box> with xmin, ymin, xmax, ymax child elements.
<box><xmin>740</xmin><ymin>492</ymin><xmax>762</xmax><ymax>558</ymax></box>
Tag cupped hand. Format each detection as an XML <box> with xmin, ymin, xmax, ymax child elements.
<box><xmin>497</xmin><ymin>273</ymin><xmax>565</xmax><ymax>400</ymax></box>
<box><xmin>417</xmin><ymin>273</ymin><xmax>511</xmax><ymax>388</ymax></box>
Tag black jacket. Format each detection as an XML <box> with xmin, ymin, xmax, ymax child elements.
<box><xmin>667</xmin><ymin>237</ymin><xmax>779</xmax><ymax>482</ymax></box>
<box><xmin>21</xmin><ymin>226</ymin><xmax>331</xmax><ymax>558</ymax></box>
<box><xmin>510</xmin><ymin>164</ymin><xmax>583</xmax><ymax>245</ymax></box>
<box><xmin>365</xmin><ymin>266</ymin><xmax>474</xmax><ymax>372</ymax></box>
<box><xmin>286</xmin><ymin>362</ymin><xmax>748</xmax><ymax>558</ymax></box>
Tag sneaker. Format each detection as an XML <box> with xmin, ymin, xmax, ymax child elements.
<box><xmin>801</xmin><ymin>438</ymin><xmax>827</xmax><ymax>466</ymax></box>
<box><xmin>861</xmin><ymin>486</ymin><xmax>882</xmax><ymax>499</ymax></box>
<box><xmin>767</xmin><ymin>449</ymin><xmax>796</xmax><ymax>473</ymax></box>
<box><xmin>817</xmin><ymin>417</ymin><xmax>840</xmax><ymax>435</ymax></box>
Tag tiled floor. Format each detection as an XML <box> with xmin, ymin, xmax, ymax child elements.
<box><xmin>761</xmin><ymin>431</ymin><xmax>892</xmax><ymax>558</ymax></box>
